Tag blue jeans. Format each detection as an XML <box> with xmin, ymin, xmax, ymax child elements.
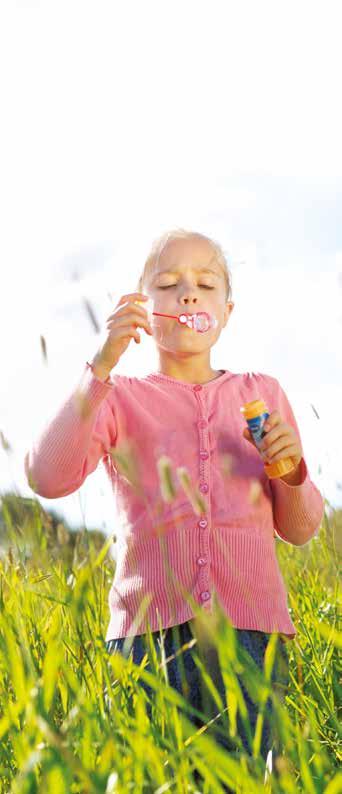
<box><xmin>106</xmin><ymin>618</ymin><xmax>289</xmax><ymax>775</ymax></box>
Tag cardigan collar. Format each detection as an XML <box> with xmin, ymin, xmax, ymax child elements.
<box><xmin>146</xmin><ymin>369</ymin><xmax>233</xmax><ymax>388</ymax></box>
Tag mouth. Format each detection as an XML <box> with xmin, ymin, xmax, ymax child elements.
<box><xmin>152</xmin><ymin>309</ymin><xmax>217</xmax><ymax>333</ymax></box>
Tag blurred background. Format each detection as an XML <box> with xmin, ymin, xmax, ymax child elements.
<box><xmin>0</xmin><ymin>0</ymin><xmax>341</xmax><ymax>543</ymax></box>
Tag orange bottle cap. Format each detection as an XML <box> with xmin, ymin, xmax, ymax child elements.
<box><xmin>240</xmin><ymin>399</ymin><xmax>267</xmax><ymax>420</ymax></box>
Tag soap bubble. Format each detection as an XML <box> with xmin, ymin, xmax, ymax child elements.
<box><xmin>135</xmin><ymin>299</ymin><xmax>218</xmax><ymax>334</ymax></box>
<box><xmin>179</xmin><ymin>311</ymin><xmax>218</xmax><ymax>333</ymax></box>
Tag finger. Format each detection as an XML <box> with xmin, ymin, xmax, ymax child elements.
<box><xmin>243</xmin><ymin>428</ymin><xmax>257</xmax><ymax>446</ymax></box>
<box><xmin>112</xmin><ymin>324</ymin><xmax>142</xmax><ymax>344</ymax></box>
<box><xmin>107</xmin><ymin>303</ymin><xmax>151</xmax><ymax>322</ymax></box>
<box><xmin>264</xmin><ymin>445</ymin><xmax>300</xmax><ymax>464</ymax></box>
<box><xmin>262</xmin><ymin>411</ymin><xmax>281</xmax><ymax>433</ymax></box>
<box><xmin>111</xmin><ymin>293</ymin><xmax>149</xmax><ymax>314</ymax></box>
<box><xmin>261</xmin><ymin>425</ymin><xmax>294</xmax><ymax>451</ymax></box>
<box><xmin>114</xmin><ymin>301</ymin><xmax>150</xmax><ymax>317</ymax></box>
<box><xmin>116</xmin><ymin>292</ymin><xmax>148</xmax><ymax>305</ymax></box>
<box><xmin>107</xmin><ymin>315</ymin><xmax>153</xmax><ymax>335</ymax></box>
<box><xmin>261</xmin><ymin>440</ymin><xmax>298</xmax><ymax>462</ymax></box>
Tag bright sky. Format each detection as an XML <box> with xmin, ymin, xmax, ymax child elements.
<box><xmin>1</xmin><ymin>1</ymin><xmax>341</xmax><ymax>544</ymax></box>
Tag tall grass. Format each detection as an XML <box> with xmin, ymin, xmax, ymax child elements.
<box><xmin>0</xmin><ymin>490</ymin><xmax>340</xmax><ymax>793</ymax></box>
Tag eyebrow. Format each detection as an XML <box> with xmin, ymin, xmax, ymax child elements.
<box><xmin>152</xmin><ymin>267</ymin><xmax>221</xmax><ymax>282</ymax></box>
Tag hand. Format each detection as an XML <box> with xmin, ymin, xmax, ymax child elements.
<box><xmin>91</xmin><ymin>292</ymin><xmax>153</xmax><ymax>373</ymax></box>
<box><xmin>242</xmin><ymin>410</ymin><xmax>303</xmax><ymax>469</ymax></box>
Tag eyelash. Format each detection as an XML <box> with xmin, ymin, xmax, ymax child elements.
<box><xmin>158</xmin><ymin>285</ymin><xmax>214</xmax><ymax>290</ymax></box>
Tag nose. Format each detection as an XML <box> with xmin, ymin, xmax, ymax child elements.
<box><xmin>180</xmin><ymin>295</ymin><xmax>199</xmax><ymax>307</ymax></box>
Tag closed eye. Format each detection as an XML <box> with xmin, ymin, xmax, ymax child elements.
<box><xmin>158</xmin><ymin>285</ymin><xmax>214</xmax><ymax>289</ymax></box>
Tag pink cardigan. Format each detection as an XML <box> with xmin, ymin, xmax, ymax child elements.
<box><xmin>24</xmin><ymin>364</ymin><xmax>324</xmax><ymax>642</ymax></box>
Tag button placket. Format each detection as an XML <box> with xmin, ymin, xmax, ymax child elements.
<box><xmin>193</xmin><ymin>384</ymin><xmax>210</xmax><ymax>494</ymax></box>
<box><xmin>197</xmin><ymin>513</ymin><xmax>210</xmax><ymax>597</ymax></box>
<box><xmin>193</xmin><ymin>385</ymin><xmax>211</xmax><ymax>607</ymax></box>
<box><xmin>197</xmin><ymin>556</ymin><xmax>207</xmax><ymax>566</ymax></box>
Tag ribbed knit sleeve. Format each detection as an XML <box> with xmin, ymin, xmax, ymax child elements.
<box><xmin>265</xmin><ymin>376</ymin><xmax>325</xmax><ymax>546</ymax></box>
<box><xmin>24</xmin><ymin>363</ymin><xmax>117</xmax><ymax>499</ymax></box>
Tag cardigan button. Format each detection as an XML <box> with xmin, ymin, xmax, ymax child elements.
<box><xmin>198</xmin><ymin>419</ymin><xmax>207</xmax><ymax>428</ymax></box>
<box><xmin>197</xmin><ymin>557</ymin><xmax>207</xmax><ymax>566</ymax></box>
<box><xmin>200</xmin><ymin>590</ymin><xmax>210</xmax><ymax>601</ymax></box>
<box><xmin>198</xmin><ymin>518</ymin><xmax>208</xmax><ymax>528</ymax></box>
<box><xmin>199</xmin><ymin>483</ymin><xmax>208</xmax><ymax>493</ymax></box>
<box><xmin>200</xmin><ymin>450</ymin><xmax>209</xmax><ymax>460</ymax></box>
<box><xmin>193</xmin><ymin>384</ymin><xmax>203</xmax><ymax>391</ymax></box>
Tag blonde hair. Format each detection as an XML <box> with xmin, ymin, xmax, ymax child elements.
<box><xmin>136</xmin><ymin>227</ymin><xmax>233</xmax><ymax>303</ymax></box>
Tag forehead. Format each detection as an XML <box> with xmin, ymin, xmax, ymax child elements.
<box><xmin>150</xmin><ymin>236</ymin><xmax>221</xmax><ymax>279</ymax></box>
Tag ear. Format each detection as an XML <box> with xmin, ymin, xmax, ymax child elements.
<box><xmin>222</xmin><ymin>301</ymin><xmax>234</xmax><ymax>328</ymax></box>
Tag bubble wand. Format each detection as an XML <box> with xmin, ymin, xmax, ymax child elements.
<box><xmin>135</xmin><ymin>298</ymin><xmax>218</xmax><ymax>333</ymax></box>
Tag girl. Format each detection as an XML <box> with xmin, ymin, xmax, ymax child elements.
<box><xmin>25</xmin><ymin>228</ymin><xmax>324</xmax><ymax>783</ymax></box>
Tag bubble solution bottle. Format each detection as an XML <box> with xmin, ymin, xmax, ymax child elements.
<box><xmin>240</xmin><ymin>399</ymin><xmax>297</xmax><ymax>479</ymax></box>
<box><xmin>135</xmin><ymin>297</ymin><xmax>218</xmax><ymax>333</ymax></box>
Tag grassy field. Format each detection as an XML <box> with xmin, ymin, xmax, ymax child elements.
<box><xmin>0</xmin><ymin>494</ymin><xmax>340</xmax><ymax>793</ymax></box>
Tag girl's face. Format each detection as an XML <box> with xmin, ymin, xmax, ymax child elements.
<box><xmin>145</xmin><ymin>236</ymin><xmax>233</xmax><ymax>349</ymax></box>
